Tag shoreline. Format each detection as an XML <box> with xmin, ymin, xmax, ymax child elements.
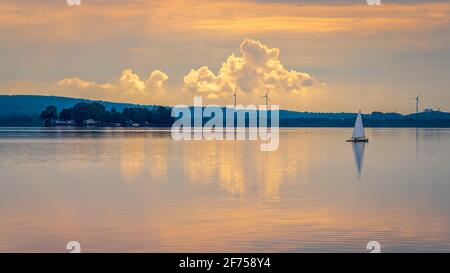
<box><xmin>1</xmin><ymin>125</ymin><xmax>450</xmax><ymax>129</ymax></box>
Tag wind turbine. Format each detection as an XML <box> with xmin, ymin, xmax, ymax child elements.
<box><xmin>233</xmin><ymin>87</ymin><xmax>237</xmax><ymax>109</ymax></box>
<box><xmin>260</xmin><ymin>89</ymin><xmax>270</xmax><ymax>109</ymax></box>
<box><xmin>411</xmin><ymin>94</ymin><xmax>421</xmax><ymax>113</ymax></box>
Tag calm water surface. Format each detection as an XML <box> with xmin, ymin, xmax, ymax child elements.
<box><xmin>1</xmin><ymin>128</ymin><xmax>450</xmax><ymax>252</ymax></box>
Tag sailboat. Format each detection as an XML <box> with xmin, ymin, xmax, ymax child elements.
<box><xmin>347</xmin><ymin>111</ymin><xmax>369</xmax><ymax>142</ymax></box>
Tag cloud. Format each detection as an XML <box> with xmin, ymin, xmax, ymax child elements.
<box><xmin>58</xmin><ymin>69</ymin><xmax>168</xmax><ymax>94</ymax></box>
<box><xmin>51</xmin><ymin>69</ymin><xmax>169</xmax><ymax>103</ymax></box>
<box><xmin>183</xmin><ymin>39</ymin><xmax>322</xmax><ymax>98</ymax></box>
<box><xmin>120</xmin><ymin>69</ymin><xmax>146</xmax><ymax>92</ymax></box>
<box><xmin>2</xmin><ymin>1</ymin><xmax>448</xmax><ymax>44</ymax></box>
<box><xmin>183</xmin><ymin>66</ymin><xmax>223</xmax><ymax>98</ymax></box>
<box><xmin>1</xmin><ymin>1</ymin><xmax>449</xmax><ymax>112</ymax></box>
<box><xmin>146</xmin><ymin>70</ymin><xmax>169</xmax><ymax>88</ymax></box>
<box><xmin>57</xmin><ymin>77</ymin><xmax>111</xmax><ymax>90</ymax></box>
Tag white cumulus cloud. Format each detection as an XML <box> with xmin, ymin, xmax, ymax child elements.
<box><xmin>58</xmin><ymin>68</ymin><xmax>168</xmax><ymax>95</ymax></box>
<box><xmin>146</xmin><ymin>70</ymin><xmax>169</xmax><ymax>88</ymax></box>
<box><xmin>183</xmin><ymin>39</ymin><xmax>322</xmax><ymax>98</ymax></box>
<box><xmin>54</xmin><ymin>69</ymin><xmax>169</xmax><ymax>103</ymax></box>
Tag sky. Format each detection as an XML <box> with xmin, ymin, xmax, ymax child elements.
<box><xmin>0</xmin><ymin>0</ymin><xmax>449</xmax><ymax>113</ymax></box>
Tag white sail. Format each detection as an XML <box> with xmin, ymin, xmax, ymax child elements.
<box><xmin>352</xmin><ymin>112</ymin><xmax>365</xmax><ymax>139</ymax></box>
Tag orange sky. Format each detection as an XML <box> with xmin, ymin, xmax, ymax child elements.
<box><xmin>1</xmin><ymin>0</ymin><xmax>449</xmax><ymax>113</ymax></box>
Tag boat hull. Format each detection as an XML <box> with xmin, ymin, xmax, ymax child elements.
<box><xmin>347</xmin><ymin>138</ymin><xmax>369</xmax><ymax>143</ymax></box>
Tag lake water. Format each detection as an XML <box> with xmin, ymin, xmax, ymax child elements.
<box><xmin>1</xmin><ymin>127</ymin><xmax>450</xmax><ymax>253</ymax></box>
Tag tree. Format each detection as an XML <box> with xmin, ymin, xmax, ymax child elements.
<box><xmin>71</xmin><ymin>103</ymin><xmax>90</xmax><ymax>125</ymax></box>
<box><xmin>59</xmin><ymin>108</ymin><xmax>73</xmax><ymax>121</ymax></box>
<box><xmin>111</xmin><ymin>111</ymin><xmax>126</xmax><ymax>124</ymax></box>
<box><xmin>90</xmin><ymin>102</ymin><xmax>106</xmax><ymax>121</ymax></box>
<box><xmin>39</xmin><ymin>105</ymin><xmax>58</xmax><ymax>126</ymax></box>
<box><xmin>70</xmin><ymin>102</ymin><xmax>106</xmax><ymax>125</ymax></box>
<box><xmin>153</xmin><ymin>106</ymin><xmax>173</xmax><ymax>124</ymax></box>
<box><xmin>45</xmin><ymin>103</ymin><xmax>174</xmax><ymax>127</ymax></box>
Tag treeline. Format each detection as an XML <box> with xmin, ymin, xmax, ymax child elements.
<box><xmin>0</xmin><ymin>114</ymin><xmax>39</xmax><ymax>126</ymax></box>
<box><xmin>280</xmin><ymin>117</ymin><xmax>450</xmax><ymax>128</ymax></box>
<box><xmin>40</xmin><ymin>102</ymin><xmax>173</xmax><ymax>126</ymax></box>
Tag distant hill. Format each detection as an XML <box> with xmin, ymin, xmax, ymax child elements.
<box><xmin>0</xmin><ymin>95</ymin><xmax>449</xmax><ymax>127</ymax></box>
<box><xmin>0</xmin><ymin>95</ymin><xmax>155</xmax><ymax>117</ymax></box>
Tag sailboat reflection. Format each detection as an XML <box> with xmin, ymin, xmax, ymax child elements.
<box><xmin>352</xmin><ymin>142</ymin><xmax>366</xmax><ymax>178</ymax></box>
<box><xmin>416</xmin><ymin>128</ymin><xmax>419</xmax><ymax>158</ymax></box>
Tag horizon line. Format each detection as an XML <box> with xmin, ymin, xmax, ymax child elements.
<box><xmin>0</xmin><ymin>94</ymin><xmax>445</xmax><ymax>115</ymax></box>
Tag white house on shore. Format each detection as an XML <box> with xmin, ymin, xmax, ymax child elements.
<box><xmin>83</xmin><ymin>119</ymin><xmax>98</xmax><ymax>125</ymax></box>
<box><xmin>55</xmin><ymin>120</ymin><xmax>75</xmax><ymax>126</ymax></box>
